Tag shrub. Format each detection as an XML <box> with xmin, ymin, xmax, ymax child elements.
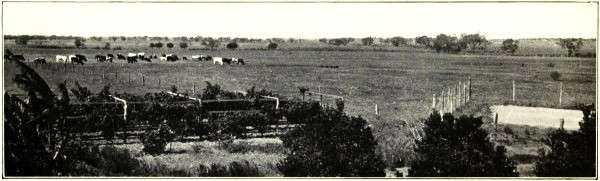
<box><xmin>409</xmin><ymin>111</ymin><xmax>518</xmax><ymax>177</ymax></box>
<box><xmin>267</xmin><ymin>42</ymin><xmax>278</xmax><ymax>50</ymax></box>
<box><xmin>535</xmin><ymin>104</ymin><xmax>596</xmax><ymax>177</ymax></box>
<box><xmin>179</xmin><ymin>42</ymin><xmax>188</xmax><ymax>49</ymax></box>
<box><xmin>140</xmin><ymin>123</ymin><xmax>175</xmax><ymax>155</ymax></box>
<box><xmin>226</xmin><ymin>42</ymin><xmax>239</xmax><ymax>50</ymax></box>
<box><xmin>503</xmin><ymin>126</ymin><xmax>514</xmax><ymax>135</ymax></box>
<box><xmin>547</xmin><ymin>63</ymin><xmax>555</xmax><ymax>67</ymax></box>
<box><xmin>550</xmin><ymin>71</ymin><xmax>561</xmax><ymax>81</ymax></box>
<box><xmin>278</xmin><ymin>107</ymin><xmax>385</xmax><ymax>177</ymax></box>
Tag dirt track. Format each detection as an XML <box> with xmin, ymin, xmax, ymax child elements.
<box><xmin>490</xmin><ymin>105</ymin><xmax>583</xmax><ymax>130</ymax></box>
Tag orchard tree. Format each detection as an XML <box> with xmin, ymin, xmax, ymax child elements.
<box><xmin>361</xmin><ymin>37</ymin><xmax>375</xmax><ymax>46</ymax></box>
<box><xmin>226</xmin><ymin>42</ymin><xmax>239</xmax><ymax>50</ymax></box>
<box><xmin>278</xmin><ymin>102</ymin><xmax>385</xmax><ymax>177</ymax></box>
<box><xmin>535</xmin><ymin>104</ymin><xmax>596</xmax><ymax>177</ymax></box>
<box><xmin>166</xmin><ymin>43</ymin><xmax>174</xmax><ymax>49</ymax></box>
<box><xmin>557</xmin><ymin>38</ymin><xmax>584</xmax><ymax>57</ymax></box>
<box><xmin>501</xmin><ymin>39</ymin><xmax>519</xmax><ymax>55</ymax></box>
<box><xmin>409</xmin><ymin>112</ymin><xmax>518</xmax><ymax>177</ymax></box>
<box><xmin>179</xmin><ymin>42</ymin><xmax>188</xmax><ymax>49</ymax></box>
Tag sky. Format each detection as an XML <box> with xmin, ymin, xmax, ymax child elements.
<box><xmin>2</xmin><ymin>2</ymin><xmax>598</xmax><ymax>39</ymax></box>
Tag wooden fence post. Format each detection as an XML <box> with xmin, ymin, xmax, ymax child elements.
<box><xmin>449</xmin><ymin>86</ymin><xmax>453</xmax><ymax>113</ymax></box>
<box><xmin>468</xmin><ymin>78</ymin><xmax>471</xmax><ymax>101</ymax></box>
<box><xmin>495</xmin><ymin>113</ymin><xmax>498</xmax><ymax>131</ymax></box>
<box><xmin>193</xmin><ymin>83</ymin><xmax>196</xmax><ymax>94</ymax></box>
<box><xmin>432</xmin><ymin>93</ymin><xmax>436</xmax><ymax>110</ymax></box>
<box><xmin>115</xmin><ymin>72</ymin><xmax>118</xmax><ymax>80</ymax></box>
<box><xmin>512</xmin><ymin>79</ymin><xmax>515</xmax><ymax>104</ymax></box>
<box><xmin>128</xmin><ymin>73</ymin><xmax>131</xmax><ymax>84</ymax></box>
<box><xmin>559</xmin><ymin>118</ymin><xmax>565</xmax><ymax>130</ymax></box>
<box><xmin>158</xmin><ymin>78</ymin><xmax>161</xmax><ymax>86</ymax></box>
<box><xmin>441</xmin><ymin>90</ymin><xmax>445</xmax><ymax>114</ymax></box>
<box><xmin>142</xmin><ymin>76</ymin><xmax>145</xmax><ymax>87</ymax></box>
<box><xmin>102</xmin><ymin>70</ymin><xmax>105</xmax><ymax>79</ymax></box>
<box><xmin>559</xmin><ymin>82</ymin><xmax>563</xmax><ymax>107</ymax></box>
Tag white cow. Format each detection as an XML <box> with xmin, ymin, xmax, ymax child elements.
<box><xmin>213</xmin><ymin>57</ymin><xmax>223</xmax><ymax>65</ymax></box>
<box><xmin>56</xmin><ymin>55</ymin><xmax>68</xmax><ymax>63</ymax></box>
<box><xmin>137</xmin><ymin>52</ymin><xmax>145</xmax><ymax>57</ymax></box>
<box><xmin>127</xmin><ymin>53</ymin><xmax>137</xmax><ymax>57</ymax></box>
<box><xmin>160</xmin><ymin>57</ymin><xmax>167</xmax><ymax>61</ymax></box>
<box><xmin>191</xmin><ymin>55</ymin><xmax>200</xmax><ymax>60</ymax></box>
<box><xmin>232</xmin><ymin>58</ymin><xmax>238</xmax><ymax>64</ymax></box>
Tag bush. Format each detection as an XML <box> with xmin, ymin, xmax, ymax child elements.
<box><xmin>503</xmin><ymin>126</ymin><xmax>514</xmax><ymax>135</ymax></box>
<box><xmin>179</xmin><ymin>42</ymin><xmax>188</xmax><ymax>49</ymax></box>
<box><xmin>267</xmin><ymin>42</ymin><xmax>278</xmax><ymax>50</ymax></box>
<box><xmin>550</xmin><ymin>71</ymin><xmax>561</xmax><ymax>81</ymax></box>
<box><xmin>409</xmin><ymin>111</ymin><xmax>518</xmax><ymax>177</ymax></box>
<box><xmin>140</xmin><ymin>123</ymin><xmax>175</xmax><ymax>155</ymax></box>
<box><xmin>535</xmin><ymin>104</ymin><xmax>596</xmax><ymax>177</ymax></box>
<box><xmin>227</xmin><ymin>42</ymin><xmax>239</xmax><ymax>50</ymax></box>
<box><xmin>278</xmin><ymin>107</ymin><xmax>385</xmax><ymax>177</ymax></box>
<box><xmin>547</xmin><ymin>63</ymin><xmax>555</xmax><ymax>67</ymax></box>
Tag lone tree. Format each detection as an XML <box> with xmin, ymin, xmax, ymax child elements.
<box><xmin>226</xmin><ymin>42</ymin><xmax>239</xmax><ymax>50</ymax></box>
<box><xmin>415</xmin><ymin>36</ymin><xmax>432</xmax><ymax>47</ymax></box>
<box><xmin>203</xmin><ymin>38</ymin><xmax>220</xmax><ymax>50</ymax></box>
<box><xmin>318</xmin><ymin>38</ymin><xmax>328</xmax><ymax>44</ymax></box>
<box><xmin>179</xmin><ymin>42</ymin><xmax>188</xmax><ymax>49</ymax></box>
<box><xmin>267</xmin><ymin>42</ymin><xmax>278</xmax><ymax>50</ymax></box>
<box><xmin>458</xmin><ymin>33</ymin><xmax>488</xmax><ymax>51</ymax></box>
<box><xmin>103</xmin><ymin>42</ymin><xmax>111</xmax><ymax>50</ymax></box>
<box><xmin>361</xmin><ymin>37</ymin><xmax>375</xmax><ymax>46</ymax></box>
<box><xmin>501</xmin><ymin>39</ymin><xmax>519</xmax><ymax>55</ymax></box>
<box><xmin>433</xmin><ymin>34</ymin><xmax>460</xmax><ymax>53</ymax></box>
<box><xmin>535</xmin><ymin>104</ymin><xmax>596</xmax><ymax>177</ymax></box>
<box><xmin>390</xmin><ymin>36</ymin><xmax>407</xmax><ymax>47</ymax></box>
<box><xmin>409</xmin><ymin>111</ymin><xmax>518</xmax><ymax>177</ymax></box>
<box><xmin>278</xmin><ymin>102</ymin><xmax>385</xmax><ymax>177</ymax></box>
<box><xmin>166</xmin><ymin>42</ymin><xmax>174</xmax><ymax>49</ymax></box>
<box><xmin>74</xmin><ymin>38</ymin><xmax>85</xmax><ymax>49</ymax></box>
<box><xmin>557</xmin><ymin>38</ymin><xmax>584</xmax><ymax>57</ymax></box>
<box><xmin>149</xmin><ymin>42</ymin><xmax>155</xmax><ymax>48</ymax></box>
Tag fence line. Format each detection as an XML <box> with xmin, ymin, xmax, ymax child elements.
<box><xmin>432</xmin><ymin>78</ymin><xmax>471</xmax><ymax>114</ymax></box>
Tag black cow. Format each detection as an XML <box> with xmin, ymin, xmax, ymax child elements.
<box><xmin>237</xmin><ymin>58</ymin><xmax>245</xmax><ymax>65</ymax></box>
<box><xmin>201</xmin><ymin>55</ymin><xmax>213</xmax><ymax>61</ymax></box>
<box><xmin>95</xmin><ymin>55</ymin><xmax>107</xmax><ymax>62</ymax></box>
<box><xmin>166</xmin><ymin>55</ymin><xmax>179</xmax><ymax>62</ymax></box>
<box><xmin>71</xmin><ymin>57</ymin><xmax>85</xmax><ymax>65</ymax></box>
<box><xmin>222</xmin><ymin>58</ymin><xmax>232</xmax><ymax>65</ymax></box>
<box><xmin>142</xmin><ymin>57</ymin><xmax>152</xmax><ymax>62</ymax></box>
<box><xmin>117</xmin><ymin>53</ymin><xmax>126</xmax><ymax>60</ymax></box>
<box><xmin>107</xmin><ymin>54</ymin><xmax>115</xmax><ymax>59</ymax></box>
<box><xmin>34</xmin><ymin>57</ymin><xmax>46</xmax><ymax>64</ymax></box>
<box><xmin>127</xmin><ymin>56</ymin><xmax>137</xmax><ymax>63</ymax></box>
<box><xmin>75</xmin><ymin>54</ymin><xmax>87</xmax><ymax>62</ymax></box>
<box><xmin>182</xmin><ymin>57</ymin><xmax>188</xmax><ymax>60</ymax></box>
<box><xmin>153</xmin><ymin>54</ymin><xmax>158</xmax><ymax>59</ymax></box>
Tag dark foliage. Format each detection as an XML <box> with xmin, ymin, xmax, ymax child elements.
<box><xmin>409</xmin><ymin>111</ymin><xmax>518</xmax><ymax>177</ymax></box>
<box><xmin>140</xmin><ymin>122</ymin><xmax>175</xmax><ymax>155</ymax></box>
<box><xmin>535</xmin><ymin>104</ymin><xmax>596</xmax><ymax>177</ymax></box>
<box><xmin>227</xmin><ymin>42</ymin><xmax>239</xmax><ymax>50</ymax></box>
<box><xmin>267</xmin><ymin>42</ymin><xmax>278</xmax><ymax>50</ymax></box>
<box><xmin>550</xmin><ymin>71</ymin><xmax>561</xmax><ymax>81</ymax></box>
<box><xmin>278</xmin><ymin>106</ymin><xmax>385</xmax><ymax>177</ymax></box>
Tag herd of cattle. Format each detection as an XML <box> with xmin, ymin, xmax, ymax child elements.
<box><xmin>5</xmin><ymin>52</ymin><xmax>246</xmax><ymax>65</ymax></box>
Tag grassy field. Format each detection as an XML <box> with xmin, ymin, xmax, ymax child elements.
<box><xmin>3</xmin><ymin>39</ymin><xmax>596</xmax><ymax>176</ymax></box>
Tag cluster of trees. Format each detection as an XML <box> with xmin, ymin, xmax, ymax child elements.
<box><xmin>318</xmin><ymin>37</ymin><xmax>355</xmax><ymax>46</ymax></box>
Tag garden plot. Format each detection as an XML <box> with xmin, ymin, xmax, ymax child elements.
<box><xmin>490</xmin><ymin>105</ymin><xmax>583</xmax><ymax>130</ymax></box>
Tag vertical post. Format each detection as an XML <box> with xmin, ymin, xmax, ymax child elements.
<box><xmin>464</xmin><ymin>84</ymin><xmax>467</xmax><ymax>104</ymax></box>
<box><xmin>128</xmin><ymin>73</ymin><xmax>131</xmax><ymax>84</ymax></box>
<box><xmin>115</xmin><ymin>72</ymin><xmax>118</xmax><ymax>80</ymax></box>
<box><xmin>142</xmin><ymin>76</ymin><xmax>145</xmax><ymax>87</ymax></box>
<box><xmin>441</xmin><ymin>90</ymin><xmax>445</xmax><ymax>114</ymax></box>
<box><xmin>449</xmin><ymin>86</ymin><xmax>453</xmax><ymax>113</ymax></box>
<box><xmin>559</xmin><ymin>118</ymin><xmax>565</xmax><ymax>130</ymax></box>
<box><xmin>512</xmin><ymin>79</ymin><xmax>515</xmax><ymax>104</ymax></box>
<box><xmin>457</xmin><ymin>82</ymin><xmax>462</xmax><ymax>107</ymax></box>
<box><xmin>102</xmin><ymin>70</ymin><xmax>105</xmax><ymax>79</ymax></box>
<box><xmin>432</xmin><ymin>93</ymin><xmax>436</xmax><ymax>110</ymax></box>
<box><xmin>494</xmin><ymin>113</ymin><xmax>499</xmax><ymax>131</ymax></box>
<box><xmin>193</xmin><ymin>83</ymin><xmax>196</xmax><ymax>94</ymax></box>
<box><xmin>559</xmin><ymin>82</ymin><xmax>563</xmax><ymax>107</ymax></box>
<box><xmin>468</xmin><ymin>78</ymin><xmax>471</xmax><ymax>101</ymax></box>
<box><xmin>158</xmin><ymin>78</ymin><xmax>161</xmax><ymax>86</ymax></box>
<box><xmin>63</xmin><ymin>64</ymin><xmax>67</xmax><ymax>72</ymax></box>
<box><xmin>375</xmin><ymin>104</ymin><xmax>379</xmax><ymax>118</ymax></box>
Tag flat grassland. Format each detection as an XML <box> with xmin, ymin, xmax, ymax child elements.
<box><xmin>3</xmin><ymin>39</ymin><xmax>596</xmax><ymax>176</ymax></box>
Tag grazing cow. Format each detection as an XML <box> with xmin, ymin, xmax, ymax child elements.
<box><xmin>95</xmin><ymin>55</ymin><xmax>107</xmax><ymax>62</ymax></box>
<box><xmin>213</xmin><ymin>57</ymin><xmax>223</xmax><ymax>65</ymax></box>
<box><xmin>166</xmin><ymin>55</ymin><xmax>179</xmax><ymax>62</ymax></box>
<box><xmin>237</xmin><ymin>58</ymin><xmax>245</xmax><ymax>65</ymax></box>
<box><xmin>107</xmin><ymin>54</ymin><xmax>115</xmax><ymax>59</ymax></box>
<box><xmin>127</xmin><ymin>56</ymin><xmax>137</xmax><ymax>63</ymax></box>
<box><xmin>232</xmin><ymin>58</ymin><xmax>245</xmax><ymax>65</ymax></box>
<box><xmin>34</xmin><ymin>57</ymin><xmax>46</xmax><ymax>64</ymax></box>
<box><xmin>127</xmin><ymin>53</ymin><xmax>137</xmax><ymax>58</ymax></box>
<box><xmin>69</xmin><ymin>55</ymin><xmax>85</xmax><ymax>65</ymax></box>
<box><xmin>117</xmin><ymin>53</ymin><xmax>126</xmax><ymax>60</ymax></box>
<box><xmin>160</xmin><ymin>57</ymin><xmax>167</xmax><ymax>61</ymax></box>
<box><xmin>182</xmin><ymin>56</ymin><xmax>188</xmax><ymax>60</ymax></box>
<box><xmin>75</xmin><ymin>54</ymin><xmax>87</xmax><ymax>62</ymax></box>
<box><xmin>137</xmin><ymin>52</ymin><xmax>145</xmax><ymax>59</ymax></box>
<box><xmin>56</xmin><ymin>55</ymin><xmax>68</xmax><ymax>63</ymax></box>
<box><xmin>201</xmin><ymin>55</ymin><xmax>212</xmax><ymax>61</ymax></box>
<box><xmin>142</xmin><ymin>57</ymin><xmax>152</xmax><ymax>62</ymax></box>
<box><xmin>222</xmin><ymin>58</ymin><xmax>232</xmax><ymax>65</ymax></box>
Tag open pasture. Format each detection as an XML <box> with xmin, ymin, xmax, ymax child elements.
<box><xmin>3</xmin><ymin>47</ymin><xmax>596</xmax><ymax>167</ymax></box>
